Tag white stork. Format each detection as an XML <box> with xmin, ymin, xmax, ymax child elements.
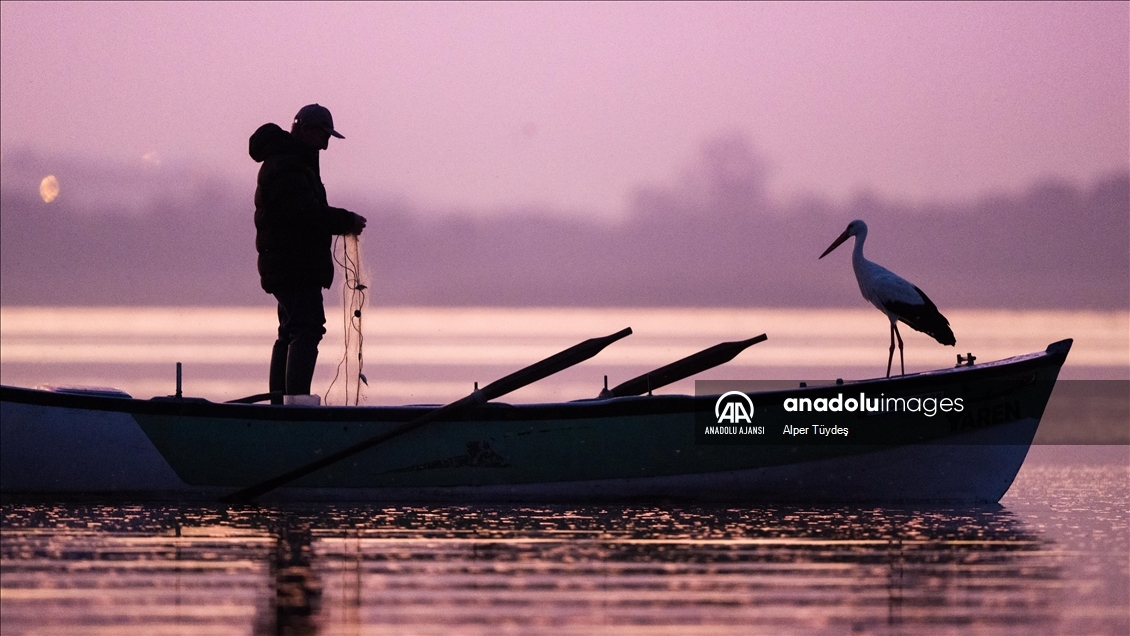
<box><xmin>819</xmin><ymin>219</ymin><xmax>955</xmax><ymax>377</ymax></box>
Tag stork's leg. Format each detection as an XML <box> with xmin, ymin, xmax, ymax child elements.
<box><xmin>886</xmin><ymin>321</ymin><xmax>896</xmax><ymax>378</ymax></box>
<box><xmin>894</xmin><ymin>322</ymin><xmax>905</xmax><ymax>375</ymax></box>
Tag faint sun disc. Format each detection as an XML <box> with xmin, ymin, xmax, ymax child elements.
<box><xmin>39</xmin><ymin>175</ymin><xmax>60</xmax><ymax>203</ymax></box>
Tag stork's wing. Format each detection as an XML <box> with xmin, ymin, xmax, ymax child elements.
<box><xmin>883</xmin><ymin>286</ymin><xmax>956</xmax><ymax>346</ymax></box>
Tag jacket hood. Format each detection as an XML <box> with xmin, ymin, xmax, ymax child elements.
<box><xmin>249</xmin><ymin>123</ymin><xmax>303</xmax><ymax>163</ymax></box>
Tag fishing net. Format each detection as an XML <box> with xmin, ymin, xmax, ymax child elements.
<box><xmin>327</xmin><ymin>234</ymin><xmax>369</xmax><ymax>405</ymax></box>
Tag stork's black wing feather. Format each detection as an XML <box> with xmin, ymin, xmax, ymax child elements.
<box><xmin>882</xmin><ymin>286</ymin><xmax>956</xmax><ymax>346</ymax></box>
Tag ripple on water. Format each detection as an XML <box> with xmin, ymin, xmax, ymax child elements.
<box><xmin>1</xmin><ymin>463</ymin><xmax>1127</xmax><ymax>635</ymax></box>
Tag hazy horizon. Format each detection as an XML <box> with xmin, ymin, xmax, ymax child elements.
<box><xmin>1</xmin><ymin>3</ymin><xmax>1126</xmax><ymax>311</ymax></box>
<box><xmin>2</xmin><ymin>140</ymin><xmax>1127</xmax><ymax>309</ymax></box>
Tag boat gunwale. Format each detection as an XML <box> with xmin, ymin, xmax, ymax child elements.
<box><xmin>0</xmin><ymin>340</ymin><xmax>1072</xmax><ymax>423</ymax></box>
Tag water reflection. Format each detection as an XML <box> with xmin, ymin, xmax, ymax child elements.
<box><xmin>0</xmin><ymin>502</ymin><xmax>1075</xmax><ymax>635</ymax></box>
<box><xmin>0</xmin><ymin>507</ymin><xmax>274</xmax><ymax>635</ymax></box>
<box><xmin>270</xmin><ymin>518</ymin><xmax>319</xmax><ymax>636</ymax></box>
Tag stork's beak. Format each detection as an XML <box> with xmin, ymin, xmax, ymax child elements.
<box><xmin>819</xmin><ymin>229</ymin><xmax>851</xmax><ymax>259</ymax></box>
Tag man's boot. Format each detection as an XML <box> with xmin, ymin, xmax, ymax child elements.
<box><xmin>285</xmin><ymin>338</ymin><xmax>320</xmax><ymax>398</ymax></box>
<box><xmin>269</xmin><ymin>339</ymin><xmax>288</xmax><ymax>405</ymax></box>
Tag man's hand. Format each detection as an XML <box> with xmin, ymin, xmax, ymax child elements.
<box><xmin>350</xmin><ymin>213</ymin><xmax>367</xmax><ymax>236</ymax></box>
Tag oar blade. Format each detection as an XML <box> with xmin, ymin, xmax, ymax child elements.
<box><xmin>480</xmin><ymin>327</ymin><xmax>632</xmax><ymax>400</ymax></box>
<box><xmin>608</xmin><ymin>334</ymin><xmax>766</xmax><ymax>398</ymax></box>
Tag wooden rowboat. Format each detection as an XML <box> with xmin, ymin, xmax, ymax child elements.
<box><xmin>0</xmin><ymin>339</ymin><xmax>1072</xmax><ymax>503</ymax></box>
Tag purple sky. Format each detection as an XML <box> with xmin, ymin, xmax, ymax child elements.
<box><xmin>1</xmin><ymin>2</ymin><xmax>1126</xmax><ymax>219</ymax></box>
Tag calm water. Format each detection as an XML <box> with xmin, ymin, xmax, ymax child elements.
<box><xmin>1</xmin><ymin>306</ymin><xmax>1126</xmax><ymax>405</ymax></box>
<box><xmin>1</xmin><ymin>448</ymin><xmax>1127</xmax><ymax>635</ymax></box>
<box><xmin>2</xmin><ymin>307</ymin><xmax>1127</xmax><ymax>633</ymax></box>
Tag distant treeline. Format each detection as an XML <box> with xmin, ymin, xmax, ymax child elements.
<box><xmin>1</xmin><ymin>144</ymin><xmax>1126</xmax><ymax>308</ymax></box>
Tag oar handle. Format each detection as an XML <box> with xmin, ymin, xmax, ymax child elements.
<box><xmin>608</xmin><ymin>334</ymin><xmax>766</xmax><ymax>398</ymax></box>
<box><xmin>225</xmin><ymin>391</ymin><xmax>282</xmax><ymax>404</ymax></box>
<box><xmin>221</xmin><ymin>327</ymin><xmax>632</xmax><ymax>503</ymax></box>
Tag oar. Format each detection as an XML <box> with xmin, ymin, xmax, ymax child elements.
<box><xmin>601</xmin><ymin>334</ymin><xmax>767</xmax><ymax>398</ymax></box>
<box><xmin>221</xmin><ymin>327</ymin><xmax>632</xmax><ymax>503</ymax></box>
<box><xmin>225</xmin><ymin>391</ymin><xmax>281</xmax><ymax>404</ymax></box>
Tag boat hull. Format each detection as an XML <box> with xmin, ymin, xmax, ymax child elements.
<box><xmin>0</xmin><ymin>340</ymin><xmax>1071</xmax><ymax>503</ymax></box>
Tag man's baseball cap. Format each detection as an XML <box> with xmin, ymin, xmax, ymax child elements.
<box><xmin>294</xmin><ymin>104</ymin><xmax>344</xmax><ymax>139</ymax></box>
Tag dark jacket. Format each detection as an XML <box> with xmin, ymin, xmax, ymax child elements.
<box><xmin>250</xmin><ymin>123</ymin><xmax>355</xmax><ymax>293</ymax></box>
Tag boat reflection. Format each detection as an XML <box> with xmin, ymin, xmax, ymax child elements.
<box><xmin>0</xmin><ymin>503</ymin><xmax>1065</xmax><ymax>634</ymax></box>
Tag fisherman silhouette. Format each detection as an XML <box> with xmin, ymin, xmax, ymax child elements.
<box><xmin>250</xmin><ymin>104</ymin><xmax>367</xmax><ymax>405</ymax></box>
